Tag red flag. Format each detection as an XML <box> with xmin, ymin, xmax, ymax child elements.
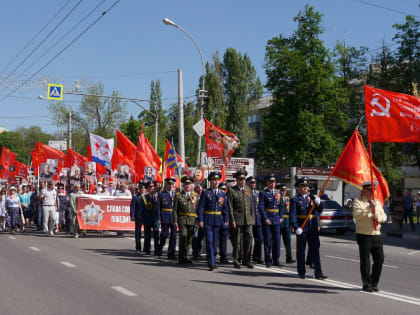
<box><xmin>134</xmin><ymin>129</ymin><xmax>162</xmax><ymax>182</ymax></box>
<box><xmin>0</xmin><ymin>146</ymin><xmax>17</xmax><ymax>168</ymax></box>
<box><xmin>116</xmin><ymin>130</ymin><xmax>136</xmax><ymax>159</ymax></box>
<box><xmin>205</xmin><ymin>119</ymin><xmax>239</xmax><ymax>164</ymax></box>
<box><xmin>112</xmin><ymin>147</ymin><xmax>125</xmax><ymax>170</ymax></box>
<box><xmin>330</xmin><ymin>130</ymin><xmax>390</xmax><ymax>205</ymax></box>
<box><xmin>34</xmin><ymin>142</ymin><xmax>65</xmax><ymax>159</ymax></box>
<box><xmin>31</xmin><ymin>151</ymin><xmax>44</xmax><ymax>176</ymax></box>
<box><xmin>13</xmin><ymin>161</ymin><xmax>29</xmax><ymax>179</ymax></box>
<box><xmin>365</xmin><ymin>85</ymin><xmax>420</xmax><ymax>143</ymax></box>
<box><xmin>65</xmin><ymin>147</ymin><xmax>88</xmax><ymax>168</ymax></box>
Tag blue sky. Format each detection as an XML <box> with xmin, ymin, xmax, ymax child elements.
<box><xmin>0</xmin><ymin>0</ymin><xmax>418</xmax><ymax>134</ymax></box>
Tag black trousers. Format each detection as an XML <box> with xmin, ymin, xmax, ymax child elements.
<box><xmin>356</xmin><ymin>234</ymin><xmax>384</xmax><ymax>288</ymax></box>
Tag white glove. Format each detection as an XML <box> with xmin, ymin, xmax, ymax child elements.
<box><xmin>296</xmin><ymin>228</ymin><xmax>303</xmax><ymax>235</ymax></box>
<box><xmin>314</xmin><ymin>196</ymin><xmax>321</xmax><ymax>206</ymax></box>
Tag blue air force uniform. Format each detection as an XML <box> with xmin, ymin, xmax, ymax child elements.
<box><xmin>156</xmin><ymin>178</ymin><xmax>177</xmax><ymax>258</ymax></box>
<box><xmin>259</xmin><ymin>175</ymin><xmax>285</xmax><ymax>266</ymax></box>
<box><xmin>290</xmin><ymin>177</ymin><xmax>327</xmax><ymax>279</ymax></box>
<box><xmin>130</xmin><ymin>193</ymin><xmax>143</xmax><ymax>252</ymax></box>
<box><xmin>198</xmin><ymin>172</ymin><xmax>229</xmax><ymax>269</ymax></box>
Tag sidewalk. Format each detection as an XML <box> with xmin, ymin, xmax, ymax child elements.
<box><xmin>382</xmin><ymin>223</ymin><xmax>420</xmax><ymax>240</ymax></box>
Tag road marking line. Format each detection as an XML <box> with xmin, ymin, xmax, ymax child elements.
<box><xmin>112</xmin><ymin>286</ymin><xmax>137</xmax><ymax>296</ymax></box>
<box><xmin>29</xmin><ymin>246</ymin><xmax>40</xmax><ymax>252</ymax></box>
<box><xmin>408</xmin><ymin>250</ymin><xmax>420</xmax><ymax>255</ymax></box>
<box><xmin>60</xmin><ymin>261</ymin><xmax>76</xmax><ymax>268</ymax></box>
<box><xmin>8</xmin><ymin>236</ymin><xmax>16</xmax><ymax>240</ymax></box>
<box><xmin>325</xmin><ymin>255</ymin><xmax>399</xmax><ymax>269</ymax></box>
<box><xmin>255</xmin><ymin>265</ymin><xmax>420</xmax><ymax>305</ymax></box>
<box><xmin>125</xmin><ymin>237</ymin><xmax>135</xmax><ymax>241</ymax></box>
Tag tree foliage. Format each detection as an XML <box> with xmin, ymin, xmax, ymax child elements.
<box><xmin>261</xmin><ymin>5</ymin><xmax>348</xmax><ymax>167</ymax></box>
<box><xmin>223</xmin><ymin>48</ymin><xmax>263</xmax><ymax>157</ymax></box>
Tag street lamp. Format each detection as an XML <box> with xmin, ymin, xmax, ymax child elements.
<box><xmin>163</xmin><ymin>18</ymin><xmax>206</xmax><ymax>166</ymax></box>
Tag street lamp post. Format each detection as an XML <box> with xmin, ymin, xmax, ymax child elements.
<box><xmin>163</xmin><ymin>18</ymin><xmax>206</xmax><ymax>166</ymax></box>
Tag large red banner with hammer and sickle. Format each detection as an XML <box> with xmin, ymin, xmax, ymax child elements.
<box><xmin>364</xmin><ymin>85</ymin><xmax>420</xmax><ymax>143</ymax></box>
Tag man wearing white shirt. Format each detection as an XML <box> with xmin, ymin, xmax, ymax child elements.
<box><xmin>40</xmin><ymin>181</ymin><xmax>57</xmax><ymax>236</ymax></box>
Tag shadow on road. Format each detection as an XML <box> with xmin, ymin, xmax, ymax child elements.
<box><xmin>320</xmin><ymin>223</ymin><xmax>420</xmax><ymax>251</ymax></box>
<box><xmin>191</xmin><ymin>279</ymin><xmax>351</xmax><ymax>294</ymax></box>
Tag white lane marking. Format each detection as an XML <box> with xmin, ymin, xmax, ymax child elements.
<box><xmin>29</xmin><ymin>246</ymin><xmax>40</xmax><ymax>252</ymax></box>
<box><xmin>255</xmin><ymin>265</ymin><xmax>420</xmax><ymax>306</ymax></box>
<box><xmin>408</xmin><ymin>250</ymin><xmax>420</xmax><ymax>256</ymax></box>
<box><xmin>112</xmin><ymin>286</ymin><xmax>137</xmax><ymax>296</ymax></box>
<box><xmin>8</xmin><ymin>236</ymin><xmax>16</xmax><ymax>240</ymax></box>
<box><xmin>60</xmin><ymin>261</ymin><xmax>76</xmax><ymax>268</ymax></box>
<box><xmin>125</xmin><ymin>237</ymin><xmax>135</xmax><ymax>241</ymax></box>
<box><xmin>325</xmin><ymin>255</ymin><xmax>400</xmax><ymax>269</ymax></box>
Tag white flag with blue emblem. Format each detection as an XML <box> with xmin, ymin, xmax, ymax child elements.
<box><xmin>89</xmin><ymin>133</ymin><xmax>114</xmax><ymax>167</ymax></box>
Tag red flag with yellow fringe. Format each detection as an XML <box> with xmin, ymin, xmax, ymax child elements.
<box><xmin>330</xmin><ymin>130</ymin><xmax>390</xmax><ymax>205</ymax></box>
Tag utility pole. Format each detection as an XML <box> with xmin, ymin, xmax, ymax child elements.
<box><xmin>178</xmin><ymin>69</ymin><xmax>185</xmax><ymax>162</ymax></box>
<box><xmin>68</xmin><ymin>109</ymin><xmax>72</xmax><ymax>149</ymax></box>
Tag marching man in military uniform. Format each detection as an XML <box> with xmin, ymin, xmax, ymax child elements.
<box><xmin>259</xmin><ymin>174</ymin><xmax>285</xmax><ymax>267</ymax></box>
<box><xmin>218</xmin><ymin>182</ymin><xmax>231</xmax><ymax>264</ymax></box>
<box><xmin>130</xmin><ymin>183</ymin><xmax>144</xmax><ymax>254</ymax></box>
<box><xmin>227</xmin><ymin>169</ymin><xmax>255</xmax><ymax>269</ymax></box>
<box><xmin>174</xmin><ymin>176</ymin><xmax>198</xmax><ymax>265</ymax></box>
<box><xmin>247</xmin><ymin>176</ymin><xmax>263</xmax><ymax>264</ymax></box>
<box><xmin>198</xmin><ymin>172</ymin><xmax>229</xmax><ymax>271</ymax></box>
<box><xmin>156</xmin><ymin>177</ymin><xmax>177</xmax><ymax>259</ymax></box>
<box><xmin>279</xmin><ymin>184</ymin><xmax>295</xmax><ymax>264</ymax></box>
<box><xmin>290</xmin><ymin>176</ymin><xmax>327</xmax><ymax>280</ymax></box>
<box><xmin>141</xmin><ymin>182</ymin><xmax>160</xmax><ymax>255</ymax></box>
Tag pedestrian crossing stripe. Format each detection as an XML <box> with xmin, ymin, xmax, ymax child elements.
<box><xmin>47</xmin><ymin>83</ymin><xmax>63</xmax><ymax>100</ymax></box>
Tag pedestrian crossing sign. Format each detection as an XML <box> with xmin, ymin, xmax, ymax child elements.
<box><xmin>47</xmin><ymin>83</ymin><xmax>63</xmax><ymax>100</ymax></box>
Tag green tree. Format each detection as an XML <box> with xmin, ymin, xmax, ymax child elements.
<box><xmin>261</xmin><ymin>5</ymin><xmax>348</xmax><ymax>167</ymax></box>
<box><xmin>223</xmin><ymin>48</ymin><xmax>263</xmax><ymax>156</ymax></box>
<box><xmin>202</xmin><ymin>50</ymin><xmax>227</xmax><ymax>128</ymax></box>
<box><xmin>0</xmin><ymin>127</ymin><xmax>53</xmax><ymax>165</ymax></box>
<box><xmin>119</xmin><ymin>115</ymin><xmax>142</xmax><ymax>144</ymax></box>
<box><xmin>333</xmin><ymin>41</ymin><xmax>369</xmax><ymax>126</ymax></box>
<box><xmin>138</xmin><ymin>80</ymin><xmax>168</xmax><ymax>157</ymax></box>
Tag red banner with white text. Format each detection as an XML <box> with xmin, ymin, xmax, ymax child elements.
<box><xmin>76</xmin><ymin>195</ymin><xmax>134</xmax><ymax>231</ymax></box>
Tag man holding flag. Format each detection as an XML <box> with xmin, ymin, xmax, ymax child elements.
<box><xmin>353</xmin><ymin>181</ymin><xmax>387</xmax><ymax>292</ymax></box>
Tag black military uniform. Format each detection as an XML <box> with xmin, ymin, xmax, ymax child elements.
<box><xmin>174</xmin><ymin>176</ymin><xmax>198</xmax><ymax>264</ymax></box>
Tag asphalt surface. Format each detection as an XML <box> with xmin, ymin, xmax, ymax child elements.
<box><xmin>0</xmin><ymin>225</ymin><xmax>419</xmax><ymax>315</ymax></box>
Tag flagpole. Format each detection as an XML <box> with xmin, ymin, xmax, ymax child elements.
<box><xmin>364</xmin><ymin>85</ymin><xmax>378</xmax><ymax>230</ymax></box>
<box><xmin>299</xmin><ymin>129</ymin><xmax>359</xmax><ymax>230</ymax></box>
<box><xmin>368</xmin><ymin>141</ymin><xmax>378</xmax><ymax>230</ymax></box>
<box><xmin>299</xmin><ymin>172</ymin><xmax>334</xmax><ymax>230</ymax></box>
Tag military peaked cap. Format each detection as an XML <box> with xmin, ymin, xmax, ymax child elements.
<box><xmin>234</xmin><ymin>169</ymin><xmax>248</xmax><ymax>179</ymax></box>
<box><xmin>294</xmin><ymin>176</ymin><xmax>311</xmax><ymax>188</ymax></box>
<box><xmin>208</xmin><ymin>171</ymin><xmax>221</xmax><ymax>180</ymax></box>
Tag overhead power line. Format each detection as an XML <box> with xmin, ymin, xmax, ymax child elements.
<box><xmin>0</xmin><ymin>0</ymin><xmax>122</xmax><ymax>104</ymax></box>
<box><xmin>13</xmin><ymin>0</ymin><xmax>107</xmax><ymax>87</ymax></box>
<box><xmin>0</xmin><ymin>0</ymin><xmax>84</xmax><ymax>91</ymax></box>
<box><xmin>0</xmin><ymin>0</ymin><xmax>73</xmax><ymax>75</ymax></box>
<box><xmin>351</xmin><ymin>0</ymin><xmax>420</xmax><ymax>18</ymax></box>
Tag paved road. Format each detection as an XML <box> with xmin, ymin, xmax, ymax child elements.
<box><xmin>0</xmin><ymin>228</ymin><xmax>419</xmax><ymax>315</ymax></box>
